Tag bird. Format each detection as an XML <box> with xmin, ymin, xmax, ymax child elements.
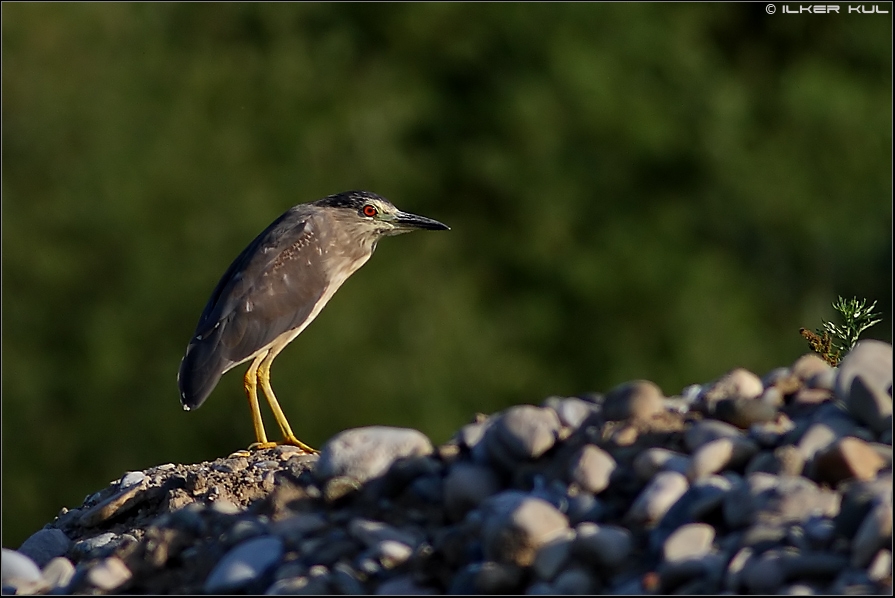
<box><xmin>177</xmin><ymin>190</ymin><xmax>449</xmax><ymax>452</ymax></box>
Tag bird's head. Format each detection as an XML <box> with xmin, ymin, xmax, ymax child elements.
<box><xmin>316</xmin><ymin>190</ymin><xmax>449</xmax><ymax>239</ymax></box>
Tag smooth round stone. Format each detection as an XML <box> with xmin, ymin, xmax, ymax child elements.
<box><xmin>791</xmin><ymin>354</ymin><xmax>832</xmax><ymax>382</ymax></box>
<box><xmin>704</xmin><ymin>368</ymin><xmax>764</xmax><ymax>405</ymax></box>
<box><xmin>662</xmin><ymin>523</ymin><xmax>715</xmax><ymax>563</ymax></box>
<box><xmin>482</xmin><ymin>494</ymin><xmax>569</xmax><ymax>566</ymax></box>
<box><xmin>377</xmin><ymin>540</ymin><xmax>412</xmax><ymax>567</ymax></box>
<box><xmin>845</xmin><ymin>374</ymin><xmax>893</xmax><ymax>435</ymax></box>
<box><xmin>72</xmin><ymin>532</ymin><xmax>118</xmax><ymax>559</ymax></box>
<box><xmin>552</xmin><ymin>567</ymin><xmax>598</xmax><ymax>594</ymax></box>
<box><xmin>602</xmin><ymin>380</ymin><xmax>664</xmax><ymax>421</ymax></box>
<box><xmin>796</xmin><ymin>419</ymin><xmax>855</xmax><ymax>461</ymax></box>
<box><xmin>687</xmin><ymin>437</ymin><xmax>757</xmax><ymax>480</ymax></box>
<box><xmin>1</xmin><ymin>548</ymin><xmax>42</xmax><ymax>586</ymax></box>
<box><xmin>204</xmin><ymin>536</ymin><xmax>284</xmax><ymax>593</ymax></box>
<box><xmin>684</xmin><ymin>419</ymin><xmax>743</xmax><ymax>452</ymax></box>
<box><xmin>779</xmin><ymin>552</ymin><xmax>848</xmax><ymax>579</ymax></box>
<box><xmin>458</xmin><ymin>419</ymin><xmax>490</xmax><ymax>451</ymax></box>
<box><xmin>493</xmin><ymin>405</ymin><xmax>561</xmax><ymax>460</ymax></box>
<box><xmin>41</xmin><ymin>557</ymin><xmax>75</xmax><ymax>590</ymax></box>
<box><xmin>688</xmin><ymin>476</ymin><xmax>735</xmax><ymax>520</ymax></box>
<box><xmin>532</xmin><ymin>529</ymin><xmax>575</xmax><ymax>580</ymax></box>
<box><xmin>725</xmin><ymin>546</ymin><xmax>753</xmax><ymax>592</ymax></box>
<box><xmin>18</xmin><ymin>528</ymin><xmax>71</xmax><ymax>568</ymax></box>
<box><xmin>715</xmin><ymin>398</ymin><xmax>778</xmax><ymax>429</ymax></box>
<box><xmin>315</xmin><ymin>426</ymin><xmax>433</xmax><ymax>483</ymax></box>
<box><xmin>568</xmin><ymin>444</ymin><xmax>616</xmax><ymax>494</ymax></box>
<box><xmin>835</xmin><ymin>340</ymin><xmax>892</xmax><ymax>403</ymax></box>
<box><xmin>375</xmin><ymin>574</ymin><xmax>438</xmax><ymax>595</ymax></box>
<box><xmin>267</xmin><ymin>575</ymin><xmax>330</xmax><ymax>595</ymax></box>
<box><xmin>468</xmin><ymin>562</ymin><xmax>524</xmax><ymax>594</ymax></box>
<box><xmin>745</xmin><ymin>446</ymin><xmax>804</xmax><ymax>477</ymax></box>
<box><xmin>807</xmin><ymin>368</ymin><xmax>838</xmax><ymax>391</ymax></box>
<box><xmin>566</xmin><ymin>491</ymin><xmax>605</xmax><ymax>525</ymax></box>
<box><xmin>572</xmin><ymin>523</ymin><xmax>632</xmax><ymax>568</ymax></box>
<box><xmin>548</xmin><ymin>396</ymin><xmax>594</xmax><ymax>430</ymax></box>
<box><xmin>329</xmin><ymin>564</ymin><xmax>365</xmax><ymax>595</ymax></box>
<box><xmin>444</xmin><ymin>462</ymin><xmax>501</xmax><ymax>520</ymax></box>
<box><xmin>87</xmin><ymin>557</ymin><xmax>132</xmax><ymax>591</ymax></box>
<box><xmin>742</xmin><ymin>552</ymin><xmax>786</xmax><ymax>594</ymax></box>
<box><xmin>722</xmin><ymin>472</ymin><xmax>778</xmax><ymax>528</ymax></box>
<box><xmin>118</xmin><ymin>471</ymin><xmax>146</xmax><ymax>489</ymax></box>
<box><xmin>627</xmin><ymin>471</ymin><xmax>689</xmax><ymax>525</ymax></box>
<box><xmin>348</xmin><ymin>519</ymin><xmax>417</xmax><ymax>549</ymax></box>
<box><xmin>867</xmin><ymin>549</ymin><xmax>892</xmax><ymax>582</ymax></box>
<box><xmin>851</xmin><ymin>499</ymin><xmax>892</xmax><ymax>568</ymax></box>
<box><xmin>633</xmin><ymin>448</ymin><xmax>690</xmax><ymax>481</ymax></box>
<box><xmin>813</xmin><ymin>437</ymin><xmax>886</xmax><ymax>485</ymax></box>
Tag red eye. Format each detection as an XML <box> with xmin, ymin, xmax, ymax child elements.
<box><xmin>362</xmin><ymin>204</ymin><xmax>378</xmax><ymax>217</ymax></box>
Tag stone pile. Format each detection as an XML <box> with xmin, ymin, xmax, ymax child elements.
<box><xmin>2</xmin><ymin>340</ymin><xmax>892</xmax><ymax>594</ymax></box>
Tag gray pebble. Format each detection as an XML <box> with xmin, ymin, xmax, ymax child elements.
<box><xmin>627</xmin><ymin>471</ymin><xmax>689</xmax><ymax>525</ymax></box>
<box><xmin>72</xmin><ymin>532</ymin><xmax>118</xmax><ymax>559</ymax></box>
<box><xmin>493</xmin><ymin>405</ymin><xmax>562</xmax><ymax>460</ymax></box>
<box><xmin>532</xmin><ymin>529</ymin><xmax>575</xmax><ymax>580</ymax></box>
<box><xmin>867</xmin><ymin>549</ymin><xmax>892</xmax><ymax>582</ymax></box>
<box><xmin>813</xmin><ymin>436</ymin><xmax>886</xmax><ymax>485</ymax></box>
<box><xmin>633</xmin><ymin>448</ymin><xmax>690</xmax><ymax>480</ymax></box>
<box><xmin>836</xmin><ymin>339</ymin><xmax>892</xmax><ymax>404</ymax></box>
<box><xmin>444</xmin><ymin>462</ymin><xmax>501</xmax><ymax>520</ymax></box>
<box><xmin>17</xmin><ymin>528</ymin><xmax>71</xmax><ymax>568</ymax></box>
<box><xmin>602</xmin><ymin>380</ymin><xmax>664</xmax><ymax>421</ymax></box>
<box><xmin>687</xmin><ymin>437</ymin><xmax>757</xmax><ymax>480</ymax></box>
<box><xmin>851</xmin><ymin>498</ymin><xmax>892</xmax><ymax>568</ymax></box>
<box><xmin>573</xmin><ymin>523</ymin><xmax>632</xmax><ymax>568</ymax></box>
<box><xmin>376</xmin><ymin>574</ymin><xmax>438</xmax><ymax>594</ymax></box>
<box><xmin>316</xmin><ymin>426</ymin><xmax>434</xmax><ymax>483</ymax></box>
<box><xmin>846</xmin><ymin>374</ymin><xmax>892</xmax><ymax>435</ymax></box>
<box><xmin>662</xmin><ymin>523</ymin><xmax>715</xmax><ymax>562</ymax></box>
<box><xmin>41</xmin><ymin>556</ymin><xmax>75</xmax><ymax>590</ymax></box>
<box><xmin>552</xmin><ymin>567</ymin><xmax>597</xmax><ymax>594</ymax></box>
<box><xmin>797</xmin><ymin>418</ymin><xmax>855</xmax><ymax>461</ymax></box>
<box><xmin>1</xmin><ymin>548</ymin><xmax>42</xmax><ymax>586</ymax></box>
<box><xmin>715</xmin><ymin>397</ymin><xmax>778</xmax><ymax>428</ymax></box>
<box><xmin>348</xmin><ymin>518</ymin><xmax>417</xmax><ymax>549</ymax></box>
<box><xmin>684</xmin><ymin>419</ymin><xmax>743</xmax><ymax>451</ymax></box>
<box><xmin>568</xmin><ymin>444</ymin><xmax>615</xmax><ymax>493</ymax></box>
<box><xmin>377</xmin><ymin>540</ymin><xmax>412</xmax><ymax>568</ymax></box>
<box><xmin>548</xmin><ymin>397</ymin><xmax>594</xmax><ymax>429</ymax></box>
<box><xmin>204</xmin><ymin>535</ymin><xmax>284</xmax><ymax>593</ymax></box>
<box><xmin>704</xmin><ymin>368</ymin><xmax>764</xmax><ymax>407</ymax></box>
<box><xmin>267</xmin><ymin>574</ymin><xmax>330</xmax><ymax>595</ymax></box>
<box><xmin>86</xmin><ymin>556</ymin><xmax>132</xmax><ymax>591</ymax></box>
<box><xmin>743</xmin><ymin>551</ymin><xmax>786</xmax><ymax>594</ymax></box>
<box><xmin>790</xmin><ymin>354</ymin><xmax>832</xmax><ymax>382</ymax></box>
<box><xmin>482</xmin><ymin>494</ymin><xmax>570</xmax><ymax>566</ymax></box>
<box><xmin>118</xmin><ymin>471</ymin><xmax>146</xmax><ymax>489</ymax></box>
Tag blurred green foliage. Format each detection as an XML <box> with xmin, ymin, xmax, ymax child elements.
<box><xmin>2</xmin><ymin>3</ymin><xmax>890</xmax><ymax>548</ymax></box>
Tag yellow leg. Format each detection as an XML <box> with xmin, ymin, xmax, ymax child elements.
<box><xmin>258</xmin><ymin>355</ymin><xmax>317</xmax><ymax>454</ymax></box>
<box><xmin>244</xmin><ymin>353</ymin><xmax>276</xmax><ymax>449</ymax></box>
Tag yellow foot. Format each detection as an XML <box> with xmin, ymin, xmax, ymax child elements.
<box><xmin>282</xmin><ymin>435</ymin><xmax>318</xmax><ymax>454</ymax></box>
<box><xmin>247</xmin><ymin>441</ymin><xmax>278</xmax><ymax>450</ymax></box>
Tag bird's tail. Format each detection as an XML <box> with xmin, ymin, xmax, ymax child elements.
<box><xmin>178</xmin><ymin>326</ymin><xmax>232</xmax><ymax>411</ymax></box>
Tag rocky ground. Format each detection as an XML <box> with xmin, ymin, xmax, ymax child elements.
<box><xmin>2</xmin><ymin>340</ymin><xmax>892</xmax><ymax>595</ymax></box>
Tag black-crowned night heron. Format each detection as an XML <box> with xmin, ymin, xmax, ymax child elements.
<box><xmin>177</xmin><ymin>190</ymin><xmax>449</xmax><ymax>452</ymax></box>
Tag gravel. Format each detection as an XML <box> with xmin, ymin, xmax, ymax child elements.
<box><xmin>2</xmin><ymin>343</ymin><xmax>892</xmax><ymax>595</ymax></box>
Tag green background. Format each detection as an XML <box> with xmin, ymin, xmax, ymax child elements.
<box><xmin>2</xmin><ymin>3</ymin><xmax>891</xmax><ymax>549</ymax></box>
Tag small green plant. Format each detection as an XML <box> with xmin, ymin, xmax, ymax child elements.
<box><xmin>801</xmin><ymin>296</ymin><xmax>882</xmax><ymax>367</ymax></box>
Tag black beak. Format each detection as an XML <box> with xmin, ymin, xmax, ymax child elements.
<box><xmin>393</xmin><ymin>210</ymin><xmax>450</xmax><ymax>231</ymax></box>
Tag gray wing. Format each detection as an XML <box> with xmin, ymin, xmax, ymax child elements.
<box><xmin>178</xmin><ymin>206</ymin><xmax>329</xmax><ymax>409</ymax></box>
